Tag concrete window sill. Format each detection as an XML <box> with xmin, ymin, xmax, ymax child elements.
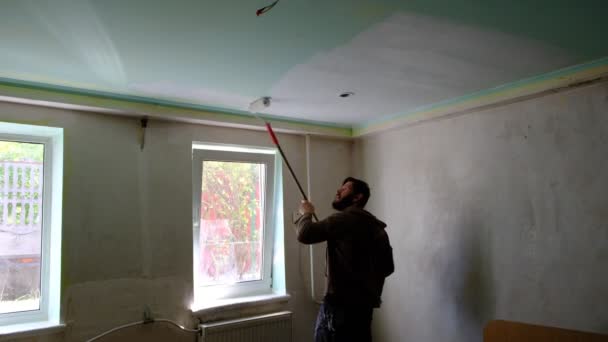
<box><xmin>0</xmin><ymin>322</ymin><xmax>65</xmax><ymax>341</ymax></box>
<box><xmin>191</xmin><ymin>293</ymin><xmax>291</xmax><ymax>317</ymax></box>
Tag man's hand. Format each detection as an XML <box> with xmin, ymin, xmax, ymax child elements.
<box><xmin>299</xmin><ymin>200</ymin><xmax>315</xmax><ymax>215</ymax></box>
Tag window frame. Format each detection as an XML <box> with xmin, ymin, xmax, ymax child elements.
<box><xmin>0</xmin><ymin>123</ymin><xmax>63</xmax><ymax>330</ymax></box>
<box><xmin>192</xmin><ymin>144</ymin><xmax>277</xmax><ymax>301</ymax></box>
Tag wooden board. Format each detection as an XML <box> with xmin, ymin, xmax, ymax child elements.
<box><xmin>484</xmin><ymin>320</ymin><xmax>608</xmax><ymax>342</ymax></box>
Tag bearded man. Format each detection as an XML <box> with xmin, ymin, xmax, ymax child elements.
<box><xmin>295</xmin><ymin>177</ymin><xmax>394</xmax><ymax>342</ymax></box>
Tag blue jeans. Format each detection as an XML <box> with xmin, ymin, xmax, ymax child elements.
<box><xmin>314</xmin><ymin>301</ymin><xmax>373</xmax><ymax>342</ymax></box>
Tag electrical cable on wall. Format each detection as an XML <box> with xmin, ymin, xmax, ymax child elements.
<box><xmin>85</xmin><ymin>319</ymin><xmax>199</xmax><ymax>341</ymax></box>
<box><xmin>140</xmin><ymin>117</ymin><xmax>148</xmax><ymax>151</ymax></box>
<box><xmin>306</xmin><ymin>134</ymin><xmax>323</xmax><ymax>304</ymax></box>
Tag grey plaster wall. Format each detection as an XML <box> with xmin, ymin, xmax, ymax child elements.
<box><xmin>353</xmin><ymin>82</ymin><xmax>608</xmax><ymax>341</ymax></box>
<box><xmin>0</xmin><ymin>102</ymin><xmax>351</xmax><ymax>341</ymax></box>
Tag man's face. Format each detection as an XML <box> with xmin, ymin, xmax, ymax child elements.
<box><xmin>332</xmin><ymin>181</ymin><xmax>356</xmax><ymax>211</ymax></box>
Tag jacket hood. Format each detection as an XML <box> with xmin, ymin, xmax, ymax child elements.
<box><xmin>345</xmin><ymin>206</ymin><xmax>387</xmax><ymax>230</ymax></box>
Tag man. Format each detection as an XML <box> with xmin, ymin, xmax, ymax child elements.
<box><xmin>295</xmin><ymin>177</ymin><xmax>394</xmax><ymax>342</ymax></box>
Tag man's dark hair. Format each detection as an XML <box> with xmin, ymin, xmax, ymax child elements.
<box><xmin>343</xmin><ymin>177</ymin><xmax>370</xmax><ymax>208</ymax></box>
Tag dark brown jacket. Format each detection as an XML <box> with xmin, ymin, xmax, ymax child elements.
<box><xmin>295</xmin><ymin>206</ymin><xmax>394</xmax><ymax>307</ymax></box>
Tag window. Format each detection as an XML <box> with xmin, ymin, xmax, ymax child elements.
<box><xmin>192</xmin><ymin>143</ymin><xmax>280</xmax><ymax>303</ymax></box>
<box><xmin>0</xmin><ymin>122</ymin><xmax>62</xmax><ymax>332</ymax></box>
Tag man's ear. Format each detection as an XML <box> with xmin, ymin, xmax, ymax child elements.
<box><xmin>353</xmin><ymin>193</ymin><xmax>364</xmax><ymax>205</ymax></box>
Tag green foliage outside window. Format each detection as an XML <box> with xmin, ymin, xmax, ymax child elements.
<box><xmin>200</xmin><ymin>161</ymin><xmax>264</xmax><ymax>283</ymax></box>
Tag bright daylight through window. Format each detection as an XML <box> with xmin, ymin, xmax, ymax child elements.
<box><xmin>0</xmin><ymin>122</ymin><xmax>62</xmax><ymax>332</ymax></box>
<box><xmin>0</xmin><ymin>141</ymin><xmax>44</xmax><ymax>315</ymax></box>
<box><xmin>192</xmin><ymin>144</ymin><xmax>279</xmax><ymax>304</ymax></box>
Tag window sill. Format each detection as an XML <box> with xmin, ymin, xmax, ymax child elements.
<box><xmin>0</xmin><ymin>321</ymin><xmax>65</xmax><ymax>341</ymax></box>
<box><xmin>191</xmin><ymin>293</ymin><xmax>291</xmax><ymax>317</ymax></box>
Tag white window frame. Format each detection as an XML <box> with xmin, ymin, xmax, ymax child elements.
<box><xmin>192</xmin><ymin>143</ymin><xmax>277</xmax><ymax>302</ymax></box>
<box><xmin>0</xmin><ymin>122</ymin><xmax>63</xmax><ymax>332</ymax></box>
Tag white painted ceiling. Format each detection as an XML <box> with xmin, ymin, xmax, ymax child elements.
<box><xmin>268</xmin><ymin>13</ymin><xmax>578</xmax><ymax>124</ymax></box>
<box><xmin>1</xmin><ymin>0</ymin><xmax>606</xmax><ymax>127</ymax></box>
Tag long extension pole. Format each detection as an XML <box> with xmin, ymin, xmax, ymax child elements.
<box><xmin>264</xmin><ymin>122</ymin><xmax>319</xmax><ymax>222</ymax></box>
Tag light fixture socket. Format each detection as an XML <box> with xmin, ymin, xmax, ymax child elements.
<box><xmin>249</xmin><ymin>96</ymin><xmax>272</xmax><ymax>113</ymax></box>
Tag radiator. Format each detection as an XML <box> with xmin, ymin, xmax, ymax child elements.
<box><xmin>200</xmin><ymin>311</ymin><xmax>292</xmax><ymax>342</ymax></box>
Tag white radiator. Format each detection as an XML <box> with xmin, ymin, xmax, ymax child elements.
<box><xmin>199</xmin><ymin>311</ymin><xmax>292</xmax><ymax>342</ymax></box>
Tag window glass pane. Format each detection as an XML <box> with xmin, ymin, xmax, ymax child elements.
<box><xmin>0</xmin><ymin>140</ymin><xmax>44</xmax><ymax>314</ymax></box>
<box><xmin>198</xmin><ymin>161</ymin><xmax>266</xmax><ymax>287</ymax></box>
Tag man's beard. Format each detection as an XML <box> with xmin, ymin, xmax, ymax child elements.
<box><xmin>332</xmin><ymin>193</ymin><xmax>356</xmax><ymax>211</ymax></box>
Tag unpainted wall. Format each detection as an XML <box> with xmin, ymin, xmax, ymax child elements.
<box><xmin>0</xmin><ymin>102</ymin><xmax>351</xmax><ymax>341</ymax></box>
<box><xmin>353</xmin><ymin>82</ymin><xmax>608</xmax><ymax>341</ymax></box>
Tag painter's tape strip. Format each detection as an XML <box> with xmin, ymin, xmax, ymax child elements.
<box><xmin>353</xmin><ymin>57</ymin><xmax>608</xmax><ymax>137</ymax></box>
<box><xmin>0</xmin><ymin>80</ymin><xmax>352</xmax><ymax>138</ymax></box>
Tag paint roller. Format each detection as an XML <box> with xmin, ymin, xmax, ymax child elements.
<box><xmin>249</xmin><ymin>97</ymin><xmax>319</xmax><ymax>222</ymax></box>
<box><xmin>251</xmin><ymin>99</ymin><xmax>324</xmax><ymax>304</ymax></box>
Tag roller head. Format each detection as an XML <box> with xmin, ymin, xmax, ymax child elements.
<box><xmin>265</xmin><ymin>122</ymin><xmax>279</xmax><ymax>146</ymax></box>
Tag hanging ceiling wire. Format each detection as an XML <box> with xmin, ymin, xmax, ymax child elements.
<box><xmin>256</xmin><ymin>0</ymin><xmax>280</xmax><ymax>16</ymax></box>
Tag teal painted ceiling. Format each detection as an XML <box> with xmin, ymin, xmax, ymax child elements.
<box><xmin>1</xmin><ymin>0</ymin><xmax>607</xmax><ymax>126</ymax></box>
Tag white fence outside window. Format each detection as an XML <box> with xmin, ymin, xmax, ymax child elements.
<box><xmin>0</xmin><ymin>161</ymin><xmax>43</xmax><ymax>310</ymax></box>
